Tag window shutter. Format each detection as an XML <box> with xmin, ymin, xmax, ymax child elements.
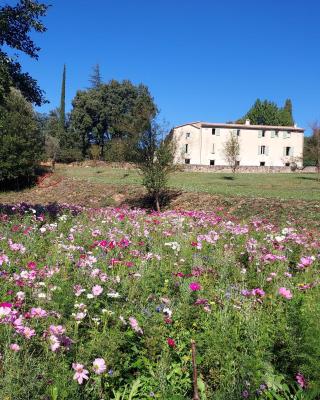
<box><xmin>283</xmin><ymin>131</ymin><xmax>287</xmax><ymax>139</ymax></box>
<box><xmin>258</xmin><ymin>130</ymin><xmax>262</xmax><ymax>138</ymax></box>
<box><xmin>216</xmin><ymin>128</ymin><xmax>220</xmax><ymax>136</ymax></box>
<box><xmin>270</xmin><ymin>130</ymin><xmax>275</xmax><ymax>138</ymax></box>
<box><xmin>290</xmin><ymin>147</ymin><xmax>294</xmax><ymax>156</ymax></box>
<box><xmin>283</xmin><ymin>147</ymin><xmax>286</xmax><ymax>157</ymax></box>
<box><xmin>258</xmin><ymin>146</ymin><xmax>261</xmax><ymax>155</ymax></box>
<box><xmin>233</xmin><ymin>129</ymin><xmax>237</xmax><ymax>135</ymax></box>
<box><xmin>265</xmin><ymin>146</ymin><xmax>269</xmax><ymax>156</ymax></box>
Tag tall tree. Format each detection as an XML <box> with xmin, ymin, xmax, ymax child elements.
<box><xmin>0</xmin><ymin>0</ymin><xmax>48</xmax><ymax>106</ymax></box>
<box><xmin>304</xmin><ymin>123</ymin><xmax>320</xmax><ymax>178</ymax></box>
<box><xmin>0</xmin><ymin>88</ymin><xmax>44</xmax><ymax>185</ymax></box>
<box><xmin>238</xmin><ymin>98</ymin><xmax>295</xmax><ymax>126</ymax></box>
<box><xmin>59</xmin><ymin>64</ymin><xmax>66</xmax><ymax>132</ymax></box>
<box><xmin>282</xmin><ymin>98</ymin><xmax>294</xmax><ymax>126</ymax></box>
<box><xmin>70</xmin><ymin>80</ymin><xmax>157</xmax><ymax>159</ymax></box>
<box><xmin>89</xmin><ymin>64</ymin><xmax>102</xmax><ymax>88</ymax></box>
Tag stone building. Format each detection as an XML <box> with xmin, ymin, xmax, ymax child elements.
<box><xmin>171</xmin><ymin>120</ymin><xmax>304</xmax><ymax>167</ymax></box>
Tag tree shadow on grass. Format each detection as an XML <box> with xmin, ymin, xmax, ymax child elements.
<box><xmin>125</xmin><ymin>189</ymin><xmax>182</xmax><ymax>211</ymax></box>
<box><xmin>295</xmin><ymin>176</ymin><xmax>319</xmax><ymax>181</ymax></box>
<box><xmin>220</xmin><ymin>175</ymin><xmax>235</xmax><ymax>181</ymax></box>
<box><xmin>0</xmin><ymin>166</ymin><xmax>51</xmax><ymax>192</ymax></box>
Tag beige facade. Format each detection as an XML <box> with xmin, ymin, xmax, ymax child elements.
<box><xmin>171</xmin><ymin>120</ymin><xmax>304</xmax><ymax>167</ymax></box>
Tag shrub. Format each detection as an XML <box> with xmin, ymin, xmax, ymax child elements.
<box><xmin>0</xmin><ymin>88</ymin><xmax>44</xmax><ymax>185</ymax></box>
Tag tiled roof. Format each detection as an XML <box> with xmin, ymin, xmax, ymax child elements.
<box><xmin>174</xmin><ymin>122</ymin><xmax>304</xmax><ymax>132</ymax></box>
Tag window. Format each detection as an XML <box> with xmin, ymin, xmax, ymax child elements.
<box><xmin>212</xmin><ymin>128</ymin><xmax>216</xmax><ymax>135</ymax></box>
<box><xmin>285</xmin><ymin>146</ymin><xmax>291</xmax><ymax>156</ymax></box>
<box><xmin>287</xmin><ymin>131</ymin><xmax>291</xmax><ymax>138</ymax></box>
<box><xmin>211</xmin><ymin>143</ymin><xmax>215</xmax><ymax>154</ymax></box>
<box><xmin>185</xmin><ymin>132</ymin><xmax>190</xmax><ymax>139</ymax></box>
<box><xmin>185</xmin><ymin>159</ymin><xmax>190</xmax><ymax>164</ymax></box>
<box><xmin>210</xmin><ymin>160</ymin><xmax>215</xmax><ymax>166</ymax></box>
<box><xmin>260</xmin><ymin>145</ymin><xmax>266</xmax><ymax>155</ymax></box>
<box><xmin>185</xmin><ymin>144</ymin><xmax>188</xmax><ymax>153</ymax></box>
<box><xmin>260</xmin><ymin>161</ymin><xmax>265</xmax><ymax>166</ymax></box>
<box><xmin>236</xmin><ymin>161</ymin><xmax>240</xmax><ymax>166</ymax></box>
<box><xmin>237</xmin><ymin>129</ymin><xmax>241</xmax><ymax>136</ymax></box>
<box><xmin>275</xmin><ymin>131</ymin><xmax>279</xmax><ymax>138</ymax></box>
<box><xmin>262</xmin><ymin>130</ymin><xmax>265</xmax><ymax>137</ymax></box>
<box><xmin>285</xmin><ymin>162</ymin><xmax>290</xmax><ymax>167</ymax></box>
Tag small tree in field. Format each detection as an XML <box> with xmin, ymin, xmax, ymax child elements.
<box><xmin>133</xmin><ymin>122</ymin><xmax>176</xmax><ymax>212</ymax></box>
<box><xmin>304</xmin><ymin>123</ymin><xmax>320</xmax><ymax>180</ymax></box>
<box><xmin>223</xmin><ymin>131</ymin><xmax>240</xmax><ymax>173</ymax></box>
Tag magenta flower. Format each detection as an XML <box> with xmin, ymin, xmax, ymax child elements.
<box><xmin>279</xmin><ymin>287</ymin><xmax>293</xmax><ymax>299</ymax></box>
<box><xmin>167</xmin><ymin>338</ymin><xmax>176</xmax><ymax>348</ymax></box>
<box><xmin>92</xmin><ymin>358</ymin><xmax>106</xmax><ymax>375</ymax></box>
<box><xmin>295</xmin><ymin>372</ymin><xmax>307</xmax><ymax>388</ymax></box>
<box><xmin>189</xmin><ymin>282</ymin><xmax>201</xmax><ymax>291</ymax></box>
<box><xmin>72</xmin><ymin>363</ymin><xmax>89</xmax><ymax>384</ymax></box>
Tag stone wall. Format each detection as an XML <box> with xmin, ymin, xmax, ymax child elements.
<box><xmin>180</xmin><ymin>165</ymin><xmax>318</xmax><ymax>173</ymax></box>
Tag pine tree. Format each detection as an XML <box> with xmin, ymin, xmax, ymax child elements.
<box><xmin>89</xmin><ymin>64</ymin><xmax>102</xmax><ymax>88</ymax></box>
<box><xmin>59</xmin><ymin>64</ymin><xmax>66</xmax><ymax>131</ymax></box>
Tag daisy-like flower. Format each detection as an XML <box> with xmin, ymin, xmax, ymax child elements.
<box><xmin>92</xmin><ymin>358</ymin><xmax>106</xmax><ymax>375</ymax></box>
<box><xmin>278</xmin><ymin>287</ymin><xmax>293</xmax><ymax>299</ymax></box>
<box><xmin>189</xmin><ymin>282</ymin><xmax>201</xmax><ymax>291</ymax></box>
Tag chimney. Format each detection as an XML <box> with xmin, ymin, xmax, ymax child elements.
<box><xmin>245</xmin><ymin>119</ymin><xmax>251</xmax><ymax>125</ymax></box>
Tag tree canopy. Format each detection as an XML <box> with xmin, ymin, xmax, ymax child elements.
<box><xmin>0</xmin><ymin>0</ymin><xmax>48</xmax><ymax>106</ymax></box>
<box><xmin>70</xmin><ymin>79</ymin><xmax>158</xmax><ymax>159</ymax></box>
<box><xmin>238</xmin><ymin>99</ymin><xmax>295</xmax><ymax>126</ymax></box>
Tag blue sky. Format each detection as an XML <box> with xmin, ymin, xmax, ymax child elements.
<box><xmin>13</xmin><ymin>0</ymin><xmax>320</xmax><ymax>135</ymax></box>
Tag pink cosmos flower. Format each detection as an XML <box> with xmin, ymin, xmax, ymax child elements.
<box><xmin>49</xmin><ymin>335</ymin><xmax>60</xmax><ymax>352</ymax></box>
<box><xmin>279</xmin><ymin>287</ymin><xmax>293</xmax><ymax>299</ymax></box>
<box><xmin>0</xmin><ymin>254</ymin><xmax>9</xmax><ymax>266</ymax></box>
<box><xmin>129</xmin><ymin>317</ymin><xmax>143</xmax><ymax>334</ymax></box>
<box><xmin>30</xmin><ymin>307</ymin><xmax>47</xmax><ymax>318</ymax></box>
<box><xmin>189</xmin><ymin>282</ymin><xmax>201</xmax><ymax>291</ymax></box>
<box><xmin>72</xmin><ymin>363</ymin><xmax>89</xmax><ymax>384</ymax></box>
<box><xmin>10</xmin><ymin>343</ymin><xmax>20</xmax><ymax>352</ymax></box>
<box><xmin>92</xmin><ymin>358</ymin><xmax>106</xmax><ymax>374</ymax></box>
<box><xmin>92</xmin><ymin>285</ymin><xmax>103</xmax><ymax>296</ymax></box>
<box><xmin>22</xmin><ymin>326</ymin><xmax>36</xmax><ymax>339</ymax></box>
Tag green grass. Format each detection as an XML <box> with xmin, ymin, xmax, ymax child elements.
<box><xmin>59</xmin><ymin>166</ymin><xmax>320</xmax><ymax>201</ymax></box>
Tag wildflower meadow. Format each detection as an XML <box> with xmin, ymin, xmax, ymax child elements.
<box><xmin>0</xmin><ymin>203</ymin><xmax>319</xmax><ymax>399</ymax></box>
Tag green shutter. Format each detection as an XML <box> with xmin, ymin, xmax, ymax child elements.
<box><xmin>270</xmin><ymin>130</ymin><xmax>275</xmax><ymax>138</ymax></box>
<box><xmin>258</xmin><ymin>130</ymin><xmax>262</xmax><ymax>138</ymax></box>
<box><xmin>265</xmin><ymin>146</ymin><xmax>269</xmax><ymax>156</ymax></box>
<box><xmin>290</xmin><ymin>147</ymin><xmax>294</xmax><ymax>156</ymax></box>
<box><xmin>283</xmin><ymin>131</ymin><xmax>287</xmax><ymax>139</ymax></box>
<box><xmin>258</xmin><ymin>146</ymin><xmax>260</xmax><ymax>155</ymax></box>
<box><xmin>283</xmin><ymin>147</ymin><xmax>286</xmax><ymax>156</ymax></box>
<box><xmin>216</xmin><ymin>128</ymin><xmax>220</xmax><ymax>136</ymax></box>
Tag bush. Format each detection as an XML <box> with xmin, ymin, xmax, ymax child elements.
<box><xmin>0</xmin><ymin>88</ymin><xmax>44</xmax><ymax>185</ymax></box>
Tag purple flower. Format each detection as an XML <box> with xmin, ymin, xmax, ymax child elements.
<box><xmin>189</xmin><ymin>282</ymin><xmax>201</xmax><ymax>291</ymax></box>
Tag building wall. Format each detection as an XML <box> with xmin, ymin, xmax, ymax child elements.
<box><xmin>173</xmin><ymin>125</ymin><xmax>304</xmax><ymax>167</ymax></box>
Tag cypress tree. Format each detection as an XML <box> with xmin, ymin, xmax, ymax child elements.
<box><xmin>59</xmin><ymin>64</ymin><xmax>66</xmax><ymax>131</ymax></box>
<box><xmin>283</xmin><ymin>99</ymin><xmax>294</xmax><ymax>125</ymax></box>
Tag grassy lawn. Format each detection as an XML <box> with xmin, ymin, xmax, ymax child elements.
<box><xmin>59</xmin><ymin>166</ymin><xmax>320</xmax><ymax>201</ymax></box>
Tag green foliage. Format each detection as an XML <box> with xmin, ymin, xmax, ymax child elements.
<box><xmin>0</xmin><ymin>0</ymin><xmax>48</xmax><ymax>106</ymax></box>
<box><xmin>70</xmin><ymin>79</ymin><xmax>157</xmax><ymax>160</ymax></box>
<box><xmin>133</xmin><ymin>122</ymin><xmax>177</xmax><ymax>210</ymax></box>
<box><xmin>0</xmin><ymin>88</ymin><xmax>43</xmax><ymax>183</ymax></box>
<box><xmin>59</xmin><ymin>64</ymin><xmax>66</xmax><ymax>132</ymax></box>
<box><xmin>303</xmin><ymin>125</ymin><xmax>320</xmax><ymax>170</ymax></box>
<box><xmin>238</xmin><ymin>99</ymin><xmax>295</xmax><ymax>126</ymax></box>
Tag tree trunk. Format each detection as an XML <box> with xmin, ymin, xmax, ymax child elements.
<box><xmin>155</xmin><ymin>194</ymin><xmax>160</xmax><ymax>212</ymax></box>
<box><xmin>191</xmin><ymin>340</ymin><xmax>200</xmax><ymax>400</ymax></box>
